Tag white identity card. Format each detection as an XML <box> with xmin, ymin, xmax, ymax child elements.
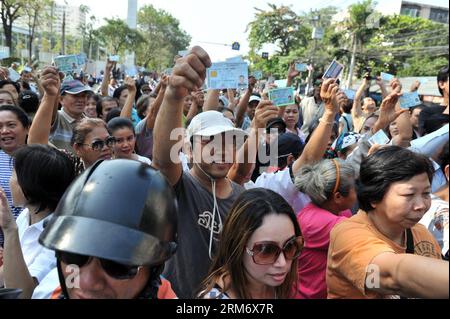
<box><xmin>207</xmin><ymin>62</ymin><xmax>248</xmax><ymax>90</ymax></box>
<box><xmin>323</xmin><ymin>59</ymin><xmax>344</xmax><ymax>79</ymax></box>
<box><xmin>368</xmin><ymin>130</ymin><xmax>390</xmax><ymax>146</ymax></box>
<box><xmin>399</xmin><ymin>92</ymin><xmax>421</xmax><ymax>109</ymax></box>
<box><xmin>269</xmin><ymin>87</ymin><xmax>295</xmax><ymax>107</ymax></box>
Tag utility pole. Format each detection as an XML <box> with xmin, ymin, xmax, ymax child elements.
<box><xmin>347</xmin><ymin>33</ymin><xmax>357</xmax><ymax>89</ymax></box>
<box><xmin>61</xmin><ymin>10</ymin><xmax>66</xmax><ymax>55</ymax></box>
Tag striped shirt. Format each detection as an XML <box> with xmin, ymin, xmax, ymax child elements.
<box><xmin>0</xmin><ymin>150</ymin><xmax>23</xmax><ymax>247</ymax></box>
<box><xmin>49</xmin><ymin>109</ymin><xmax>84</xmax><ymax>153</ymax></box>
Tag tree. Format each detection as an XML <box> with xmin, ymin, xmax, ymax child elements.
<box><xmin>97</xmin><ymin>18</ymin><xmax>145</xmax><ymax>56</ymax></box>
<box><xmin>0</xmin><ymin>0</ymin><xmax>25</xmax><ymax>56</ymax></box>
<box><xmin>136</xmin><ymin>4</ymin><xmax>191</xmax><ymax>70</ymax></box>
<box><xmin>248</xmin><ymin>4</ymin><xmax>310</xmax><ymax>57</ymax></box>
<box><xmin>22</xmin><ymin>0</ymin><xmax>53</xmax><ymax>63</ymax></box>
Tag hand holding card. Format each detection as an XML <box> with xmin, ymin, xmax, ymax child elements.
<box><xmin>323</xmin><ymin>60</ymin><xmax>344</xmax><ymax>79</ymax></box>
<box><xmin>268</xmin><ymin>87</ymin><xmax>295</xmax><ymax>107</ymax></box>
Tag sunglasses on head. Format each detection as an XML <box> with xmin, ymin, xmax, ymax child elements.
<box><xmin>246</xmin><ymin>236</ymin><xmax>304</xmax><ymax>265</ymax></box>
<box><xmin>57</xmin><ymin>251</ymin><xmax>141</xmax><ymax>280</ymax></box>
<box><xmin>81</xmin><ymin>136</ymin><xmax>116</xmax><ymax>151</ymax></box>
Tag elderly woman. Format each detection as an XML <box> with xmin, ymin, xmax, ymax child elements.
<box><xmin>294</xmin><ymin>159</ymin><xmax>356</xmax><ymax>299</ymax></box>
<box><xmin>327</xmin><ymin>146</ymin><xmax>448</xmax><ymax>299</ymax></box>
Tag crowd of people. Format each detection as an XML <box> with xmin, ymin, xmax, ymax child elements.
<box><xmin>0</xmin><ymin>44</ymin><xmax>448</xmax><ymax>300</ymax></box>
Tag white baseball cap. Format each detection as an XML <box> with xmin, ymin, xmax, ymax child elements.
<box><xmin>249</xmin><ymin>95</ymin><xmax>261</xmax><ymax>104</ymax></box>
<box><xmin>187</xmin><ymin>111</ymin><xmax>248</xmax><ymax>141</ymax></box>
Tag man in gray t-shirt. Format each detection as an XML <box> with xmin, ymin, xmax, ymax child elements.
<box><xmin>152</xmin><ymin>47</ymin><xmax>248</xmax><ymax>298</ymax></box>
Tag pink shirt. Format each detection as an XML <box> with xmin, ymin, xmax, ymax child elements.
<box><xmin>295</xmin><ymin>203</ymin><xmax>352</xmax><ymax>299</ymax></box>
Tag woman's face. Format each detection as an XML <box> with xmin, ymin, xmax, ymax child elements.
<box><xmin>360</xmin><ymin>117</ymin><xmax>378</xmax><ymax>135</ymax></box>
<box><xmin>84</xmin><ymin>97</ymin><xmax>98</xmax><ymax>118</ymax></box>
<box><xmin>0</xmin><ymin>93</ymin><xmax>14</xmax><ymax>106</ymax></box>
<box><xmin>373</xmin><ymin>173</ymin><xmax>432</xmax><ymax>230</ymax></box>
<box><xmin>9</xmin><ymin>169</ymin><xmax>25</xmax><ymax>207</ymax></box>
<box><xmin>243</xmin><ymin>214</ymin><xmax>296</xmax><ymax>289</ymax></box>
<box><xmin>112</xmin><ymin>127</ymin><xmax>136</xmax><ymax>159</ymax></box>
<box><xmin>389</xmin><ymin>121</ymin><xmax>399</xmax><ymax>138</ymax></box>
<box><xmin>0</xmin><ymin>111</ymin><xmax>28</xmax><ymax>154</ymax></box>
<box><xmin>183</xmin><ymin>95</ymin><xmax>193</xmax><ymax>115</ymax></box>
<box><xmin>119</xmin><ymin>89</ymin><xmax>129</xmax><ymax>108</ymax></box>
<box><xmin>75</xmin><ymin>126</ymin><xmax>113</xmax><ymax>168</ymax></box>
<box><xmin>283</xmin><ymin>105</ymin><xmax>299</xmax><ymax>129</ymax></box>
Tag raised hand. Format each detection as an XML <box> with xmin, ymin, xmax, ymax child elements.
<box><xmin>124</xmin><ymin>76</ymin><xmax>136</xmax><ymax>93</ymax></box>
<box><xmin>320</xmin><ymin>79</ymin><xmax>340</xmax><ymax>113</ymax></box>
<box><xmin>0</xmin><ymin>187</ymin><xmax>16</xmax><ymax>232</ymax></box>
<box><xmin>252</xmin><ymin>100</ymin><xmax>279</xmax><ymax>129</ymax></box>
<box><xmin>40</xmin><ymin>66</ymin><xmax>63</xmax><ymax>97</ymax></box>
<box><xmin>167</xmin><ymin>46</ymin><xmax>211</xmax><ymax>100</ymax></box>
<box><xmin>287</xmin><ymin>63</ymin><xmax>300</xmax><ymax>80</ymax></box>
<box><xmin>375</xmin><ymin>90</ymin><xmax>406</xmax><ymax>132</ymax></box>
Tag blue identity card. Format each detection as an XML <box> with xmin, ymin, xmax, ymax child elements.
<box><xmin>399</xmin><ymin>92</ymin><xmax>421</xmax><ymax>109</ymax></box>
<box><xmin>343</xmin><ymin>89</ymin><xmax>356</xmax><ymax>101</ymax></box>
<box><xmin>207</xmin><ymin>62</ymin><xmax>248</xmax><ymax>90</ymax></box>
<box><xmin>269</xmin><ymin>87</ymin><xmax>295</xmax><ymax>107</ymax></box>
<box><xmin>54</xmin><ymin>55</ymin><xmax>78</xmax><ymax>77</ymax></box>
<box><xmin>368</xmin><ymin>130</ymin><xmax>390</xmax><ymax>146</ymax></box>
<box><xmin>322</xmin><ymin>59</ymin><xmax>344</xmax><ymax>79</ymax></box>
<box><xmin>380</xmin><ymin>72</ymin><xmax>395</xmax><ymax>82</ymax></box>
<box><xmin>295</xmin><ymin>63</ymin><xmax>308</xmax><ymax>72</ymax></box>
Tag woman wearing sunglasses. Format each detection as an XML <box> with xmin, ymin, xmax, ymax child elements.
<box><xmin>70</xmin><ymin>118</ymin><xmax>116</xmax><ymax>174</ymax></box>
<box><xmin>294</xmin><ymin>159</ymin><xmax>356</xmax><ymax>299</ymax></box>
<box><xmin>198</xmin><ymin>188</ymin><xmax>303</xmax><ymax>299</ymax></box>
<box><xmin>0</xmin><ymin>145</ymin><xmax>75</xmax><ymax>299</ymax></box>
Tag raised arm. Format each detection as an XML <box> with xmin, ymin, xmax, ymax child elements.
<box><xmin>235</xmin><ymin>78</ymin><xmax>256</xmax><ymax>128</ymax></box>
<box><xmin>352</xmin><ymin>76</ymin><xmax>369</xmax><ymax>121</ymax></box>
<box><xmin>203</xmin><ymin>89</ymin><xmax>220</xmax><ymax>111</ymax></box>
<box><xmin>152</xmin><ymin>47</ymin><xmax>212</xmax><ymax>186</ymax></box>
<box><xmin>119</xmin><ymin>77</ymin><xmax>137</xmax><ymax>119</ymax></box>
<box><xmin>0</xmin><ymin>189</ymin><xmax>37</xmax><ymax>299</ymax></box>
<box><xmin>375</xmin><ymin>76</ymin><xmax>388</xmax><ymax>100</ymax></box>
<box><xmin>186</xmin><ymin>89</ymin><xmax>202</xmax><ymax>125</ymax></box>
<box><xmin>28</xmin><ymin>67</ymin><xmax>61</xmax><ymax>145</ymax></box>
<box><xmin>286</xmin><ymin>62</ymin><xmax>300</xmax><ymax>88</ymax></box>
<box><xmin>293</xmin><ymin>79</ymin><xmax>344</xmax><ymax>174</ymax></box>
<box><xmin>228</xmin><ymin>100</ymin><xmax>278</xmax><ymax>185</ymax></box>
<box><xmin>145</xmin><ymin>75</ymin><xmax>168</xmax><ymax>130</ymax></box>
<box><xmin>100</xmin><ymin>59</ymin><xmax>116</xmax><ymax>97</ymax></box>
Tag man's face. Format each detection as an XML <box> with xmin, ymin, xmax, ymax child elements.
<box><xmin>362</xmin><ymin>98</ymin><xmax>376</xmax><ymax>114</ymax></box>
<box><xmin>410</xmin><ymin>108</ymin><xmax>422</xmax><ymax>129</ymax></box>
<box><xmin>61</xmin><ymin>92</ymin><xmax>88</xmax><ymax>119</ymax></box>
<box><xmin>60</xmin><ymin>258</ymin><xmax>150</xmax><ymax>299</ymax></box>
<box><xmin>101</xmin><ymin>100</ymin><xmax>119</xmax><ymax>121</ymax></box>
<box><xmin>247</xmin><ymin>101</ymin><xmax>258</xmax><ymax>119</ymax></box>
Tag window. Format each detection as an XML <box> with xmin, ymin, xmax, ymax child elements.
<box><xmin>429</xmin><ymin>8</ymin><xmax>449</xmax><ymax>24</ymax></box>
<box><xmin>401</xmin><ymin>5</ymin><xmax>421</xmax><ymax>18</ymax></box>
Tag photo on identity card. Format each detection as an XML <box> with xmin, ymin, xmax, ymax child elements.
<box><xmin>399</xmin><ymin>92</ymin><xmax>421</xmax><ymax>109</ymax></box>
<box><xmin>206</xmin><ymin>62</ymin><xmax>248</xmax><ymax>90</ymax></box>
<box><xmin>322</xmin><ymin>59</ymin><xmax>344</xmax><ymax>79</ymax></box>
<box><xmin>268</xmin><ymin>87</ymin><xmax>295</xmax><ymax>107</ymax></box>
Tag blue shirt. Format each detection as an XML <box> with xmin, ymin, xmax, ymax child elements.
<box><xmin>0</xmin><ymin>150</ymin><xmax>23</xmax><ymax>247</ymax></box>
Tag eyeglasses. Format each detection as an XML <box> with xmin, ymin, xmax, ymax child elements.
<box><xmin>246</xmin><ymin>236</ymin><xmax>304</xmax><ymax>265</ymax></box>
<box><xmin>56</xmin><ymin>251</ymin><xmax>141</xmax><ymax>280</ymax></box>
<box><xmin>80</xmin><ymin>136</ymin><xmax>116</xmax><ymax>151</ymax></box>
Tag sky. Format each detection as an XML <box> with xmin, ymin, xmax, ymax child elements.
<box><xmin>67</xmin><ymin>0</ymin><xmax>449</xmax><ymax>62</ymax></box>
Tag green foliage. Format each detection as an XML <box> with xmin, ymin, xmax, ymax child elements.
<box><xmin>136</xmin><ymin>4</ymin><xmax>191</xmax><ymax>70</ymax></box>
<box><xmin>97</xmin><ymin>18</ymin><xmax>146</xmax><ymax>56</ymax></box>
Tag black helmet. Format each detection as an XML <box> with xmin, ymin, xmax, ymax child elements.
<box><xmin>39</xmin><ymin>160</ymin><xmax>178</xmax><ymax>267</ymax></box>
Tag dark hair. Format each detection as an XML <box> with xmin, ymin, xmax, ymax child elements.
<box><xmin>18</xmin><ymin>90</ymin><xmax>39</xmax><ymax>114</ymax></box>
<box><xmin>410</xmin><ymin>104</ymin><xmax>425</xmax><ymax>115</ymax></box>
<box><xmin>217</xmin><ymin>106</ymin><xmax>235</xmax><ymax>117</ymax></box>
<box><xmin>198</xmin><ymin>188</ymin><xmax>301</xmax><ymax>299</ymax></box>
<box><xmin>438</xmin><ymin>142</ymin><xmax>449</xmax><ymax>172</ymax></box>
<box><xmin>107</xmin><ymin>117</ymin><xmax>135</xmax><ymax>135</ymax></box>
<box><xmin>0</xmin><ymin>104</ymin><xmax>30</xmax><ymax>128</ymax></box>
<box><xmin>18</xmin><ymin>80</ymin><xmax>31</xmax><ymax>91</ymax></box>
<box><xmin>96</xmin><ymin>96</ymin><xmax>119</xmax><ymax>117</ymax></box>
<box><xmin>71</xmin><ymin>118</ymin><xmax>110</xmax><ymax>146</ymax></box>
<box><xmin>136</xmin><ymin>94</ymin><xmax>151</xmax><ymax>120</ymax></box>
<box><xmin>305</xmin><ymin>120</ymin><xmax>339</xmax><ymax>146</ymax></box>
<box><xmin>341</xmin><ymin>98</ymin><xmax>353</xmax><ymax>114</ymax></box>
<box><xmin>113</xmin><ymin>85</ymin><xmax>128</xmax><ymax>101</ymax></box>
<box><xmin>358</xmin><ymin>146</ymin><xmax>434</xmax><ymax>212</ymax></box>
<box><xmin>12</xmin><ymin>145</ymin><xmax>76</xmax><ymax>213</ymax></box>
<box><xmin>437</xmin><ymin>65</ymin><xmax>449</xmax><ymax>96</ymax></box>
<box><xmin>0</xmin><ymin>80</ymin><xmax>20</xmax><ymax>94</ymax></box>
<box><xmin>105</xmin><ymin>108</ymin><xmax>122</xmax><ymax>123</ymax></box>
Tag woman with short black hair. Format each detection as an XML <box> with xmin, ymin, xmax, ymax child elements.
<box><xmin>327</xmin><ymin>146</ymin><xmax>448</xmax><ymax>299</ymax></box>
<box><xmin>0</xmin><ymin>144</ymin><xmax>76</xmax><ymax>298</ymax></box>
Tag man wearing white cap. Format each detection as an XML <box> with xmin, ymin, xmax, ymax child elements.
<box><xmin>153</xmin><ymin>46</ymin><xmax>249</xmax><ymax>298</ymax></box>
